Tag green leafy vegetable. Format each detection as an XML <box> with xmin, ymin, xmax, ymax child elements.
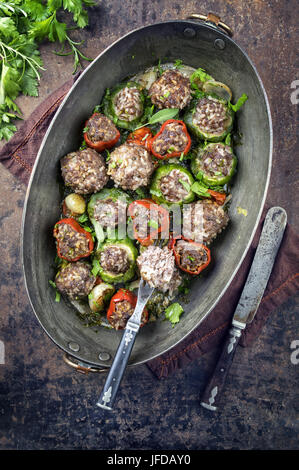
<box><xmin>190</xmin><ymin>67</ymin><xmax>213</xmax><ymax>91</ymax></box>
<box><xmin>179</xmin><ymin>178</ymin><xmax>191</xmax><ymax>192</ymax></box>
<box><xmin>164</xmin><ymin>302</ymin><xmax>184</xmax><ymax>326</ymax></box>
<box><xmin>228</xmin><ymin>93</ymin><xmax>248</xmax><ymax>112</ymax></box>
<box><xmin>0</xmin><ymin>0</ymin><xmax>95</xmax><ymax>141</ymax></box>
<box><xmin>49</xmin><ymin>279</ymin><xmax>61</xmax><ymax>302</ymax></box>
<box><xmin>134</xmin><ymin>108</ymin><xmax>179</xmax><ymax>130</ymax></box>
<box><xmin>191</xmin><ymin>181</ymin><xmax>211</xmax><ymax>198</ymax></box>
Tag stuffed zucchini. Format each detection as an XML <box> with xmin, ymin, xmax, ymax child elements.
<box><xmin>103</xmin><ymin>81</ymin><xmax>148</xmax><ymax>130</ymax></box>
<box><xmin>150</xmin><ymin>164</ymin><xmax>195</xmax><ymax>205</ymax></box>
<box><xmin>95</xmin><ymin>237</ymin><xmax>138</xmax><ymax>283</ymax></box>
<box><xmin>184</xmin><ymin>94</ymin><xmax>233</xmax><ymax>142</ymax></box>
<box><xmin>191</xmin><ymin>142</ymin><xmax>237</xmax><ymax>187</ymax></box>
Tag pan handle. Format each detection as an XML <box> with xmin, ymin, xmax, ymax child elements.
<box><xmin>186</xmin><ymin>13</ymin><xmax>233</xmax><ymax>37</ymax></box>
<box><xmin>63</xmin><ymin>353</ymin><xmax>108</xmax><ymax>374</ymax></box>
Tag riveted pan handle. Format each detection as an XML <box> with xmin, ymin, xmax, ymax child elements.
<box><xmin>63</xmin><ymin>353</ymin><xmax>108</xmax><ymax>374</ymax></box>
<box><xmin>186</xmin><ymin>13</ymin><xmax>233</xmax><ymax>37</ymax></box>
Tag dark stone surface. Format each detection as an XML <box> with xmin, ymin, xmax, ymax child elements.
<box><xmin>0</xmin><ymin>0</ymin><xmax>298</xmax><ymax>450</ymax></box>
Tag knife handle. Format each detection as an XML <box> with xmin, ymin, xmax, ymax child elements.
<box><xmin>96</xmin><ymin>324</ymin><xmax>139</xmax><ymax>410</ymax></box>
<box><xmin>200</xmin><ymin>325</ymin><xmax>243</xmax><ymax>411</ymax></box>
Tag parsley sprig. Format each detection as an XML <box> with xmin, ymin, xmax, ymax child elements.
<box><xmin>0</xmin><ymin>0</ymin><xmax>96</xmax><ymax>141</ymax></box>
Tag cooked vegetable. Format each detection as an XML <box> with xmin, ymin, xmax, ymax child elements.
<box><xmin>228</xmin><ymin>94</ymin><xmax>248</xmax><ymax>112</ymax></box>
<box><xmin>126</xmin><ymin>127</ymin><xmax>153</xmax><ymax>149</ymax></box>
<box><xmin>149</xmin><ymin>119</ymin><xmax>191</xmax><ymax>160</ymax></box>
<box><xmin>150</xmin><ymin>164</ymin><xmax>195</xmax><ymax>205</ymax></box>
<box><xmin>191</xmin><ymin>142</ymin><xmax>237</xmax><ymax>186</ymax></box>
<box><xmin>169</xmin><ymin>235</ymin><xmax>211</xmax><ymax>275</ymax></box>
<box><xmin>207</xmin><ymin>190</ymin><xmax>227</xmax><ymax>205</ymax></box>
<box><xmin>184</xmin><ymin>94</ymin><xmax>233</xmax><ymax>142</ymax></box>
<box><xmin>202</xmin><ymin>80</ymin><xmax>232</xmax><ymax>102</ymax></box>
<box><xmin>53</xmin><ymin>218</ymin><xmax>94</xmax><ymax>262</ymax></box>
<box><xmin>83</xmin><ymin>113</ymin><xmax>120</xmax><ymax>152</ymax></box>
<box><xmin>96</xmin><ymin>238</ymin><xmax>138</xmax><ymax>283</ymax></box>
<box><xmin>64</xmin><ymin>193</ymin><xmax>86</xmax><ymax>216</ymax></box>
<box><xmin>189</xmin><ymin>67</ymin><xmax>214</xmax><ymax>92</ymax></box>
<box><xmin>128</xmin><ymin>199</ymin><xmax>169</xmax><ymax>246</ymax></box>
<box><xmin>88</xmin><ymin>188</ymin><xmax>132</xmax><ymax>243</ymax></box>
<box><xmin>107</xmin><ymin>288</ymin><xmax>148</xmax><ymax>330</ymax></box>
<box><xmin>88</xmin><ymin>283</ymin><xmax>115</xmax><ymax>313</ymax></box>
<box><xmin>103</xmin><ymin>81</ymin><xmax>147</xmax><ymax>130</ymax></box>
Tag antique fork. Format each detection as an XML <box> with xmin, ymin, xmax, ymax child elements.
<box><xmin>96</xmin><ymin>242</ymin><xmax>163</xmax><ymax>410</ymax></box>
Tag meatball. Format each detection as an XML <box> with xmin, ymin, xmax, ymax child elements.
<box><xmin>107</xmin><ymin>143</ymin><xmax>154</xmax><ymax>190</ymax></box>
<box><xmin>113</xmin><ymin>86</ymin><xmax>143</xmax><ymax>122</ymax></box>
<box><xmin>55</xmin><ymin>261</ymin><xmax>96</xmax><ymax>300</ymax></box>
<box><xmin>149</xmin><ymin>69</ymin><xmax>191</xmax><ymax>110</ymax></box>
<box><xmin>183</xmin><ymin>199</ymin><xmax>229</xmax><ymax>244</ymax></box>
<box><xmin>151</xmin><ymin>120</ymin><xmax>189</xmax><ymax>157</ymax></box>
<box><xmin>85</xmin><ymin>113</ymin><xmax>119</xmax><ymax>143</ymax></box>
<box><xmin>93</xmin><ymin>198</ymin><xmax>127</xmax><ymax>228</ymax></box>
<box><xmin>160</xmin><ymin>169</ymin><xmax>190</xmax><ymax>203</ymax></box>
<box><xmin>53</xmin><ymin>221</ymin><xmax>90</xmax><ymax>260</ymax></box>
<box><xmin>60</xmin><ymin>148</ymin><xmax>108</xmax><ymax>195</ymax></box>
<box><xmin>100</xmin><ymin>246</ymin><xmax>130</xmax><ymax>274</ymax></box>
<box><xmin>193</xmin><ymin>97</ymin><xmax>229</xmax><ymax>135</ymax></box>
<box><xmin>137</xmin><ymin>245</ymin><xmax>182</xmax><ymax>295</ymax></box>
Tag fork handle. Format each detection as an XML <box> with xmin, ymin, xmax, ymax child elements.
<box><xmin>96</xmin><ymin>324</ymin><xmax>139</xmax><ymax>410</ymax></box>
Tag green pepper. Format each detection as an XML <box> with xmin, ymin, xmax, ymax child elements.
<box><xmin>95</xmin><ymin>237</ymin><xmax>138</xmax><ymax>283</ymax></box>
<box><xmin>103</xmin><ymin>81</ymin><xmax>148</xmax><ymax>131</ymax></box>
<box><xmin>88</xmin><ymin>188</ymin><xmax>132</xmax><ymax>245</ymax></box>
<box><xmin>184</xmin><ymin>94</ymin><xmax>233</xmax><ymax>142</ymax></box>
<box><xmin>150</xmin><ymin>164</ymin><xmax>195</xmax><ymax>205</ymax></box>
<box><xmin>191</xmin><ymin>142</ymin><xmax>237</xmax><ymax>186</ymax></box>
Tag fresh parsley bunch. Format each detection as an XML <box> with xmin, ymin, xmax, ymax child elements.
<box><xmin>0</xmin><ymin>0</ymin><xmax>96</xmax><ymax>141</ymax></box>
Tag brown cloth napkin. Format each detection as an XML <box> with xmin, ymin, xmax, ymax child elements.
<box><xmin>1</xmin><ymin>79</ymin><xmax>298</xmax><ymax>379</ymax></box>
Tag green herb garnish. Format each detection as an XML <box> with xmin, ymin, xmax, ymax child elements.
<box><xmin>179</xmin><ymin>178</ymin><xmax>191</xmax><ymax>192</ymax></box>
<box><xmin>0</xmin><ymin>0</ymin><xmax>95</xmax><ymax>141</ymax></box>
<box><xmin>165</xmin><ymin>302</ymin><xmax>184</xmax><ymax>326</ymax></box>
<box><xmin>228</xmin><ymin>93</ymin><xmax>248</xmax><ymax>112</ymax></box>
<box><xmin>134</xmin><ymin>108</ymin><xmax>179</xmax><ymax>130</ymax></box>
<box><xmin>191</xmin><ymin>181</ymin><xmax>211</xmax><ymax>198</ymax></box>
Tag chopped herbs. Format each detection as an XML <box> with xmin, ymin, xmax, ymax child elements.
<box><xmin>165</xmin><ymin>302</ymin><xmax>184</xmax><ymax>326</ymax></box>
<box><xmin>237</xmin><ymin>206</ymin><xmax>248</xmax><ymax>216</ymax></box>
<box><xmin>191</xmin><ymin>181</ymin><xmax>211</xmax><ymax>198</ymax></box>
<box><xmin>179</xmin><ymin>178</ymin><xmax>191</xmax><ymax>192</ymax></box>
<box><xmin>91</xmin><ymin>258</ymin><xmax>101</xmax><ymax>276</ymax></box>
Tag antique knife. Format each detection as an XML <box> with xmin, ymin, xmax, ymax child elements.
<box><xmin>200</xmin><ymin>206</ymin><xmax>287</xmax><ymax>411</ymax></box>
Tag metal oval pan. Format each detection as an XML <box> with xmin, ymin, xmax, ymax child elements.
<box><xmin>21</xmin><ymin>20</ymin><xmax>272</xmax><ymax>368</ymax></box>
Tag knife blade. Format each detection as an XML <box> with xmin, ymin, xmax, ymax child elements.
<box><xmin>200</xmin><ymin>206</ymin><xmax>287</xmax><ymax>411</ymax></box>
